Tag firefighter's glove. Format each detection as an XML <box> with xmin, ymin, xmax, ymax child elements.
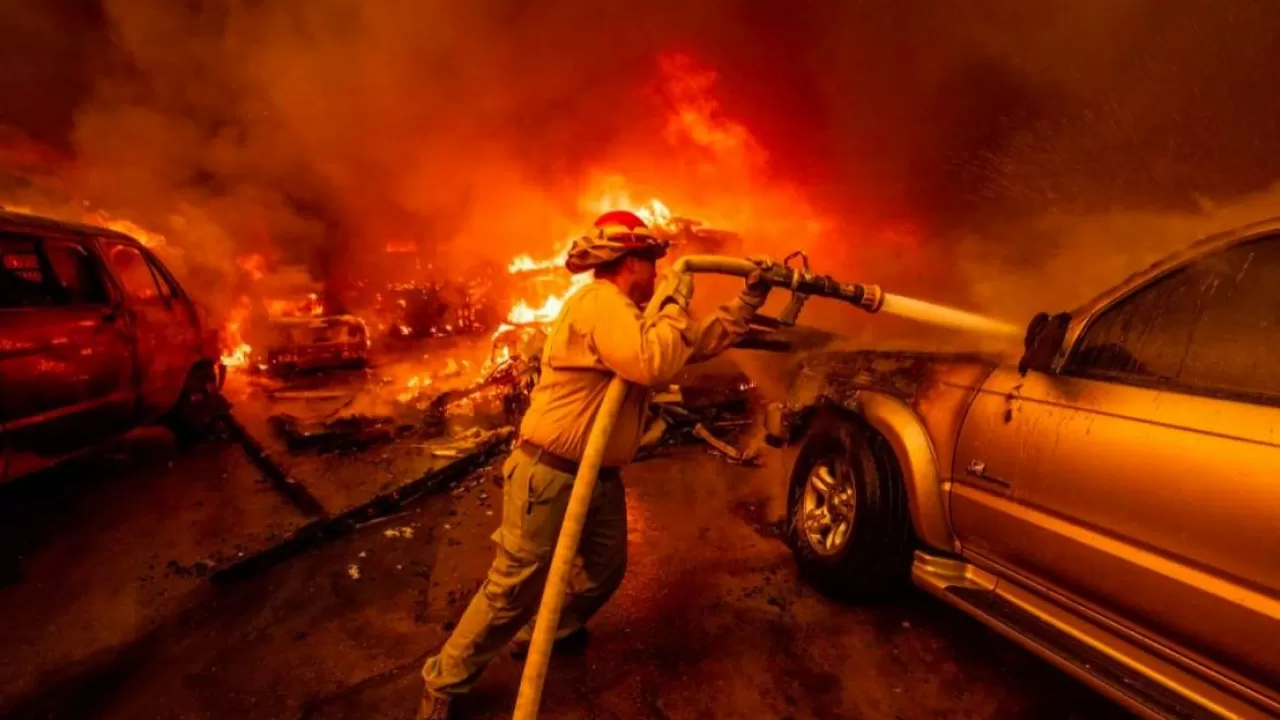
<box><xmin>655</xmin><ymin>269</ymin><xmax>695</xmax><ymax>310</ymax></box>
<box><xmin>739</xmin><ymin>256</ymin><xmax>773</xmax><ymax>310</ymax></box>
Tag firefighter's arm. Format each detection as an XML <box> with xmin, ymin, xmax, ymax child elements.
<box><xmin>588</xmin><ymin>287</ymin><xmax>698</xmax><ymax>387</ymax></box>
<box><xmin>686</xmin><ymin>260</ymin><xmax>771</xmax><ymax>363</ymax></box>
<box><xmin>685</xmin><ymin>298</ymin><xmax>754</xmax><ymax>363</ymax></box>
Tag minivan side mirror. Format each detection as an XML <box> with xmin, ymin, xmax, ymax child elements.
<box><xmin>1018</xmin><ymin>312</ymin><xmax>1071</xmax><ymax>375</ymax></box>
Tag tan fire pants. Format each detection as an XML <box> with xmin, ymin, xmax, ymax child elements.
<box><xmin>422</xmin><ymin>447</ymin><xmax>627</xmax><ymax>697</ymax></box>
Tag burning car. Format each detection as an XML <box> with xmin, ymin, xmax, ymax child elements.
<box><xmin>265</xmin><ymin>312</ymin><xmax>369</xmax><ymax>377</ymax></box>
<box><xmin>767</xmin><ymin>220</ymin><xmax>1280</xmax><ymax>719</ymax></box>
<box><xmin>0</xmin><ymin>209</ymin><xmax>224</xmax><ymax>483</ymax></box>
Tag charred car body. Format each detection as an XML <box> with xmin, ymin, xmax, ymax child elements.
<box><xmin>265</xmin><ymin>313</ymin><xmax>369</xmax><ymax>377</ymax></box>
<box><xmin>0</xmin><ymin>210</ymin><xmax>223</xmax><ymax>483</ymax></box>
<box><xmin>769</xmin><ymin>220</ymin><xmax>1280</xmax><ymax>719</ymax></box>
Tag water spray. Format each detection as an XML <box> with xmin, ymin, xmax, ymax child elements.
<box><xmin>511</xmin><ymin>253</ymin><xmax>1016</xmax><ymax>720</ymax></box>
<box><xmin>667</xmin><ymin>252</ymin><xmax>1020</xmax><ymax>338</ymax></box>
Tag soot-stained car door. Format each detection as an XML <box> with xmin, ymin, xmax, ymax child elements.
<box><xmin>952</xmin><ymin>234</ymin><xmax>1280</xmax><ymax>697</ymax></box>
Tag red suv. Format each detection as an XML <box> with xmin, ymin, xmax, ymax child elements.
<box><xmin>0</xmin><ymin>210</ymin><xmax>224</xmax><ymax>483</ymax></box>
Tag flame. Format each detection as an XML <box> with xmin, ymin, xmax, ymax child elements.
<box><xmin>508</xmin><ymin>253</ymin><xmax>560</xmax><ymax>273</ymax></box>
<box><xmin>220</xmin><ymin>295</ymin><xmax>254</xmax><ymax>369</ymax></box>
<box><xmin>635</xmin><ymin>199</ymin><xmax>673</xmax><ymax>230</ymax></box>
<box><xmin>500</xmin><ymin>197</ymin><xmax>666</xmax><ymax>327</ymax></box>
<box><xmin>84</xmin><ymin>212</ymin><xmax>169</xmax><ymax>248</ymax></box>
<box><xmin>220</xmin><ymin>53</ymin><xmax>824</xmax><ymax>394</ymax></box>
<box><xmin>265</xmin><ymin>293</ymin><xmax>325</xmax><ymax>318</ymax></box>
<box><xmin>505</xmin><ymin>272</ymin><xmax>592</xmax><ymax>325</ymax></box>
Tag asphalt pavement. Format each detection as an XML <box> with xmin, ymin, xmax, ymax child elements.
<box><xmin>0</xmin><ymin>434</ymin><xmax>1130</xmax><ymax>720</ymax></box>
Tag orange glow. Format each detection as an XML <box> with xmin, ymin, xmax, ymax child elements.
<box><xmin>508</xmin><ymin>252</ymin><xmax>561</xmax><ymax>273</ymax></box>
<box><xmin>386</xmin><ymin>239</ymin><xmax>418</xmax><ymax>253</ymax></box>
<box><xmin>505</xmin><ymin>271</ymin><xmax>592</xmax><ymax>325</ymax></box>
<box><xmin>265</xmin><ymin>293</ymin><xmax>325</xmax><ymax>318</ymax></box>
<box><xmin>84</xmin><ymin>211</ymin><xmax>168</xmax><ymax>248</ymax></box>
<box><xmin>499</xmin><ymin>196</ymin><xmax>671</xmax><ymax>329</ymax></box>
<box><xmin>237</xmin><ymin>252</ymin><xmax>267</xmax><ymax>281</ymax></box>
<box><xmin>220</xmin><ymin>295</ymin><xmax>253</xmax><ymax>369</ymax></box>
<box><xmin>396</xmin><ymin>374</ymin><xmax>433</xmax><ymax>403</ymax></box>
<box><xmin>658</xmin><ymin>53</ymin><xmax>766</xmax><ymax>171</ymax></box>
<box><xmin>238</xmin><ymin>53</ymin><xmax>824</xmax><ymax>390</ymax></box>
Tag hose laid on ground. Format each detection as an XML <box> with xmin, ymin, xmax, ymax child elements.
<box><xmin>511</xmin><ymin>255</ymin><xmax>762</xmax><ymax>720</ymax></box>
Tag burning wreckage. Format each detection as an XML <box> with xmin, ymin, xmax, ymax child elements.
<box><xmin>242</xmin><ymin>214</ymin><xmax>765</xmax><ymax>464</ymax></box>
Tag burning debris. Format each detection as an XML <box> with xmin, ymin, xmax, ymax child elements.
<box><xmin>377</xmin><ymin>276</ymin><xmax>501</xmax><ymax>340</ymax></box>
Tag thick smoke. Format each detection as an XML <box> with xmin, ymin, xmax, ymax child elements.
<box><xmin>3</xmin><ymin>0</ymin><xmax>1280</xmax><ymax>332</ymax></box>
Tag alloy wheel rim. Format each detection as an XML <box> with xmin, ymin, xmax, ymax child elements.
<box><xmin>800</xmin><ymin>460</ymin><xmax>857</xmax><ymax>556</ymax></box>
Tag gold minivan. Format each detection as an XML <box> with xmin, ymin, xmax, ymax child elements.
<box><xmin>771</xmin><ymin>220</ymin><xmax>1280</xmax><ymax>719</ymax></box>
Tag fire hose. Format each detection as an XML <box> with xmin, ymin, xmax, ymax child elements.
<box><xmin>512</xmin><ymin>254</ymin><xmax>883</xmax><ymax>720</ymax></box>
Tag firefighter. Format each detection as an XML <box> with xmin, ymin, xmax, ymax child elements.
<box><xmin>418</xmin><ymin>210</ymin><xmax>771</xmax><ymax>719</ymax></box>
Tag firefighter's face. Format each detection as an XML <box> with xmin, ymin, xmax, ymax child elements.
<box><xmin>626</xmin><ymin>255</ymin><xmax>658</xmax><ymax>306</ymax></box>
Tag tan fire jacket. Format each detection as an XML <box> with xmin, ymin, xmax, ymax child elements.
<box><xmin>518</xmin><ymin>279</ymin><xmax>754</xmax><ymax>467</ymax></box>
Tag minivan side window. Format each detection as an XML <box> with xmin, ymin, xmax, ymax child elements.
<box><xmin>45</xmin><ymin>241</ymin><xmax>109</xmax><ymax>305</ymax></box>
<box><xmin>1067</xmin><ymin>235</ymin><xmax>1280</xmax><ymax>403</ymax></box>
<box><xmin>0</xmin><ymin>235</ymin><xmax>56</xmax><ymax>308</ymax></box>
<box><xmin>104</xmin><ymin>242</ymin><xmax>162</xmax><ymax>301</ymax></box>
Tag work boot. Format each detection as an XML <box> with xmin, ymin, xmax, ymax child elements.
<box><xmin>510</xmin><ymin>627</ymin><xmax>590</xmax><ymax>660</ymax></box>
<box><xmin>416</xmin><ymin>692</ymin><xmax>454</xmax><ymax>720</ymax></box>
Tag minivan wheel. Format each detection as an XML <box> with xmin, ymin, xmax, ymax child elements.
<box><xmin>167</xmin><ymin>363</ymin><xmax>225</xmax><ymax>445</ymax></box>
<box><xmin>786</xmin><ymin>411</ymin><xmax>914</xmax><ymax>601</ymax></box>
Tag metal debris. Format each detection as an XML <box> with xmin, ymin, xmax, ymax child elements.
<box><xmin>692</xmin><ymin>423</ymin><xmax>761</xmax><ymax>466</ymax></box>
<box><xmin>635</xmin><ymin>373</ymin><xmax>762</xmax><ymax>463</ymax></box>
<box><xmin>268</xmin><ymin>412</ymin><xmax>417</xmax><ymax>454</ymax></box>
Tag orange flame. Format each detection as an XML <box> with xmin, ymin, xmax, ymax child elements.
<box><xmin>500</xmin><ymin>196</ymin><xmax>672</xmax><ymax>328</ymax></box>
<box><xmin>265</xmin><ymin>293</ymin><xmax>325</xmax><ymax>318</ymax></box>
<box><xmin>84</xmin><ymin>212</ymin><xmax>168</xmax><ymax>248</ymax></box>
<box><xmin>220</xmin><ymin>295</ymin><xmax>254</xmax><ymax>369</ymax></box>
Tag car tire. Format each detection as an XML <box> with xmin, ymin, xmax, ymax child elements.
<box><xmin>786</xmin><ymin>411</ymin><xmax>914</xmax><ymax>601</ymax></box>
<box><xmin>167</xmin><ymin>363</ymin><xmax>226</xmax><ymax>446</ymax></box>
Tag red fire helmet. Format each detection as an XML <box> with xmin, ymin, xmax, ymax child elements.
<box><xmin>565</xmin><ymin>211</ymin><xmax>670</xmax><ymax>274</ymax></box>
